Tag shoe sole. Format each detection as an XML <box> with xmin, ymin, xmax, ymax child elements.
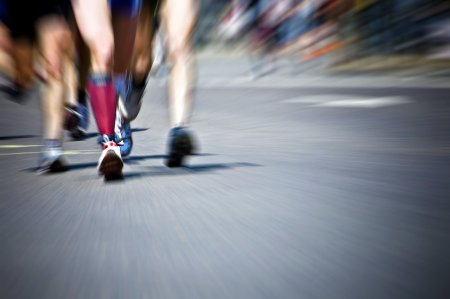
<box><xmin>99</xmin><ymin>150</ymin><xmax>123</xmax><ymax>180</ymax></box>
<box><xmin>37</xmin><ymin>157</ymin><xmax>68</xmax><ymax>175</ymax></box>
<box><xmin>166</xmin><ymin>135</ymin><xmax>193</xmax><ymax>168</ymax></box>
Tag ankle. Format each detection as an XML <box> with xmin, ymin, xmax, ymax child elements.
<box><xmin>43</xmin><ymin>139</ymin><xmax>62</xmax><ymax>148</ymax></box>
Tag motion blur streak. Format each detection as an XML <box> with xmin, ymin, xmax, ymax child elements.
<box><xmin>1</xmin><ymin>0</ymin><xmax>450</xmax><ymax>298</ymax></box>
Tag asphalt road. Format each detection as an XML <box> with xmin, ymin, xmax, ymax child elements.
<box><xmin>0</xmin><ymin>63</ymin><xmax>449</xmax><ymax>298</ymax></box>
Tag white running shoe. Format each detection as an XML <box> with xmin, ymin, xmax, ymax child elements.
<box><xmin>98</xmin><ymin>135</ymin><xmax>123</xmax><ymax>180</ymax></box>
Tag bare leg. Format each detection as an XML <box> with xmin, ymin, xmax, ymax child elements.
<box><xmin>161</xmin><ymin>0</ymin><xmax>198</xmax><ymax>127</ymax></box>
<box><xmin>162</xmin><ymin>0</ymin><xmax>199</xmax><ymax>167</ymax></box>
<box><xmin>64</xmin><ymin>47</ymin><xmax>78</xmax><ymax>107</ymax></box>
<box><xmin>113</xmin><ymin>1</ymin><xmax>151</xmax><ymax>157</ymax></box>
<box><xmin>71</xmin><ymin>26</ymin><xmax>91</xmax><ymax>137</ymax></box>
<box><xmin>72</xmin><ymin>0</ymin><xmax>113</xmax><ymax>74</ymax></box>
<box><xmin>131</xmin><ymin>0</ymin><xmax>154</xmax><ymax>85</ymax></box>
<box><xmin>0</xmin><ymin>23</ymin><xmax>14</xmax><ymax>80</ymax></box>
<box><xmin>75</xmin><ymin>27</ymin><xmax>91</xmax><ymax>90</ymax></box>
<box><xmin>117</xmin><ymin>0</ymin><xmax>154</xmax><ymax>123</ymax></box>
<box><xmin>112</xmin><ymin>13</ymin><xmax>138</xmax><ymax>75</ymax></box>
<box><xmin>12</xmin><ymin>38</ymin><xmax>34</xmax><ymax>89</ymax></box>
<box><xmin>37</xmin><ymin>16</ymin><xmax>72</xmax><ymax>140</ymax></box>
<box><xmin>36</xmin><ymin>15</ymin><xmax>74</xmax><ymax>172</ymax></box>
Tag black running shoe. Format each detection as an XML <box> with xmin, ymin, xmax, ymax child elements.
<box><xmin>165</xmin><ymin>127</ymin><xmax>196</xmax><ymax>167</ymax></box>
<box><xmin>64</xmin><ymin>106</ymin><xmax>80</xmax><ymax>132</ymax></box>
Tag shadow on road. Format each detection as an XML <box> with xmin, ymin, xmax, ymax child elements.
<box><xmin>131</xmin><ymin>128</ymin><xmax>150</xmax><ymax>133</ymax></box>
<box><xmin>20</xmin><ymin>153</ymin><xmax>232</xmax><ymax>171</ymax></box>
<box><xmin>0</xmin><ymin>135</ymin><xmax>39</xmax><ymax>141</ymax></box>
<box><xmin>123</xmin><ymin>153</ymin><xmax>217</xmax><ymax>165</ymax></box>
<box><xmin>57</xmin><ymin>155</ymin><xmax>168</xmax><ymax>170</ymax></box>
<box><xmin>20</xmin><ymin>151</ymin><xmax>261</xmax><ymax>180</ymax></box>
<box><xmin>123</xmin><ymin>154</ymin><xmax>167</xmax><ymax>165</ymax></box>
<box><xmin>66</xmin><ymin>153</ymin><xmax>231</xmax><ymax>171</ymax></box>
<box><xmin>123</xmin><ymin>162</ymin><xmax>262</xmax><ymax>180</ymax></box>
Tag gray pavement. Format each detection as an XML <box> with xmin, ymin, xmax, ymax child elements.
<box><xmin>1</xmin><ymin>57</ymin><xmax>450</xmax><ymax>298</ymax></box>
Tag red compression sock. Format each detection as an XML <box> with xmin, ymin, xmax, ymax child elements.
<box><xmin>87</xmin><ymin>74</ymin><xmax>116</xmax><ymax>136</ymax></box>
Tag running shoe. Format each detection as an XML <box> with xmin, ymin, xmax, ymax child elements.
<box><xmin>70</xmin><ymin>102</ymin><xmax>90</xmax><ymax>140</ymax></box>
<box><xmin>165</xmin><ymin>126</ymin><xmax>196</xmax><ymax>167</ymax></box>
<box><xmin>37</xmin><ymin>141</ymin><xmax>68</xmax><ymax>174</ymax></box>
<box><xmin>117</xmin><ymin>75</ymin><xmax>147</xmax><ymax>122</ymax></box>
<box><xmin>0</xmin><ymin>73</ymin><xmax>23</xmax><ymax>101</ymax></box>
<box><xmin>119</xmin><ymin>122</ymin><xmax>133</xmax><ymax>157</ymax></box>
<box><xmin>114</xmin><ymin>112</ymin><xmax>133</xmax><ymax>157</ymax></box>
<box><xmin>64</xmin><ymin>105</ymin><xmax>80</xmax><ymax>132</ymax></box>
<box><xmin>98</xmin><ymin>135</ymin><xmax>123</xmax><ymax>180</ymax></box>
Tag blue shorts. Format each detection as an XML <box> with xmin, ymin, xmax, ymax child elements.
<box><xmin>109</xmin><ymin>0</ymin><xmax>142</xmax><ymax>17</ymax></box>
<box><xmin>0</xmin><ymin>0</ymin><xmax>7</xmax><ymax>23</ymax></box>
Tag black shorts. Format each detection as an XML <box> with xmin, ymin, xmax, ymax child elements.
<box><xmin>5</xmin><ymin>0</ymin><xmax>70</xmax><ymax>40</ymax></box>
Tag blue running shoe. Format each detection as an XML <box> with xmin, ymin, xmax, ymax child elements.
<box><xmin>114</xmin><ymin>111</ymin><xmax>133</xmax><ymax>157</ymax></box>
<box><xmin>119</xmin><ymin>121</ymin><xmax>133</xmax><ymax>157</ymax></box>
<box><xmin>70</xmin><ymin>89</ymin><xmax>90</xmax><ymax>140</ymax></box>
<box><xmin>71</xmin><ymin>102</ymin><xmax>90</xmax><ymax>140</ymax></box>
<box><xmin>77</xmin><ymin>102</ymin><xmax>89</xmax><ymax>132</ymax></box>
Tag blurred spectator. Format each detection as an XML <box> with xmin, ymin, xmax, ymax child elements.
<box><xmin>212</xmin><ymin>0</ymin><xmax>450</xmax><ymax>72</ymax></box>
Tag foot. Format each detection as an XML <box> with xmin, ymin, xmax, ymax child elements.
<box><xmin>117</xmin><ymin>75</ymin><xmax>147</xmax><ymax>122</ymax></box>
<box><xmin>115</xmin><ymin>121</ymin><xmax>133</xmax><ymax>157</ymax></box>
<box><xmin>70</xmin><ymin>102</ymin><xmax>90</xmax><ymax>140</ymax></box>
<box><xmin>98</xmin><ymin>135</ymin><xmax>123</xmax><ymax>180</ymax></box>
<box><xmin>165</xmin><ymin>127</ymin><xmax>196</xmax><ymax>168</ymax></box>
<box><xmin>70</xmin><ymin>89</ymin><xmax>90</xmax><ymax>140</ymax></box>
<box><xmin>37</xmin><ymin>142</ymin><xmax>68</xmax><ymax>174</ymax></box>
<box><xmin>0</xmin><ymin>73</ymin><xmax>26</xmax><ymax>102</ymax></box>
<box><xmin>114</xmin><ymin>112</ymin><xmax>133</xmax><ymax>157</ymax></box>
<box><xmin>64</xmin><ymin>106</ymin><xmax>80</xmax><ymax>133</ymax></box>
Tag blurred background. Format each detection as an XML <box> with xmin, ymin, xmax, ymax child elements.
<box><xmin>194</xmin><ymin>0</ymin><xmax>450</xmax><ymax>76</ymax></box>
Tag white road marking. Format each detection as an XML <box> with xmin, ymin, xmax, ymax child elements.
<box><xmin>0</xmin><ymin>150</ymin><xmax>98</xmax><ymax>156</ymax></box>
<box><xmin>282</xmin><ymin>95</ymin><xmax>412</xmax><ymax>108</ymax></box>
<box><xmin>195</xmin><ymin>77</ymin><xmax>450</xmax><ymax>89</ymax></box>
<box><xmin>0</xmin><ymin>145</ymin><xmax>41</xmax><ymax>149</ymax></box>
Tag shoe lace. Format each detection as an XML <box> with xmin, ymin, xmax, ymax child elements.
<box><xmin>102</xmin><ymin>135</ymin><xmax>117</xmax><ymax>149</ymax></box>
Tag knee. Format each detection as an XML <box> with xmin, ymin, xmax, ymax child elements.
<box><xmin>87</xmin><ymin>31</ymin><xmax>114</xmax><ymax>72</ymax></box>
<box><xmin>167</xmin><ymin>37</ymin><xmax>190</xmax><ymax>63</ymax></box>
<box><xmin>39</xmin><ymin>26</ymin><xmax>73</xmax><ymax>80</ymax></box>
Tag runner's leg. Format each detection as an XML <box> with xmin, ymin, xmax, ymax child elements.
<box><xmin>162</xmin><ymin>0</ymin><xmax>199</xmax><ymax>167</ymax></box>
<box><xmin>162</xmin><ymin>0</ymin><xmax>197</xmax><ymax>127</ymax></box>
<box><xmin>36</xmin><ymin>9</ymin><xmax>73</xmax><ymax>172</ymax></box>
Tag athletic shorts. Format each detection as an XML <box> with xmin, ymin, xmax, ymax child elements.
<box><xmin>109</xmin><ymin>0</ymin><xmax>142</xmax><ymax>17</ymax></box>
<box><xmin>5</xmin><ymin>0</ymin><xmax>70</xmax><ymax>40</ymax></box>
<box><xmin>0</xmin><ymin>0</ymin><xmax>7</xmax><ymax>23</ymax></box>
